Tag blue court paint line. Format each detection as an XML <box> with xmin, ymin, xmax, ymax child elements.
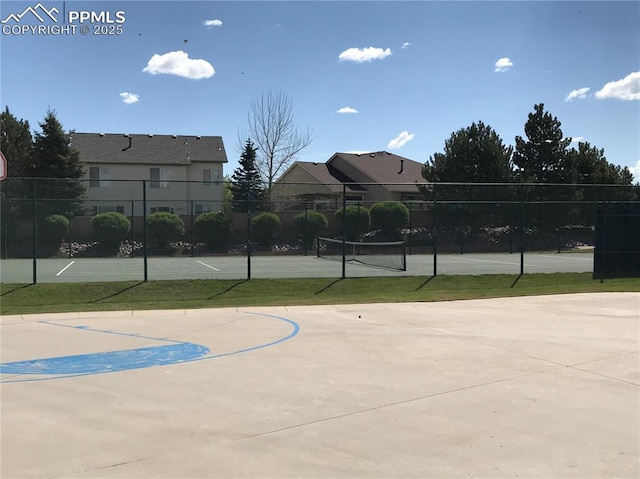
<box><xmin>0</xmin><ymin>312</ymin><xmax>300</xmax><ymax>384</ymax></box>
<box><xmin>0</xmin><ymin>343</ymin><xmax>210</xmax><ymax>375</ymax></box>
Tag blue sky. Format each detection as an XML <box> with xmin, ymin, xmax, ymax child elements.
<box><xmin>1</xmin><ymin>0</ymin><xmax>639</xmax><ymax>180</ymax></box>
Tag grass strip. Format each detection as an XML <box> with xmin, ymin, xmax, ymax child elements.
<box><xmin>1</xmin><ymin>273</ymin><xmax>638</xmax><ymax>315</ymax></box>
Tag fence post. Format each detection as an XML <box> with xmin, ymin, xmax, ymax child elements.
<box><xmin>520</xmin><ymin>185</ymin><xmax>525</xmax><ymax>276</ymax></box>
<box><xmin>246</xmin><ymin>192</ymin><xmax>252</xmax><ymax>280</ymax></box>
<box><xmin>142</xmin><ymin>180</ymin><xmax>148</xmax><ymax>282</ymax></box>
<box><xmin>433</xmin><ymin>184</ymin><xmax>438</xmax><ymax>277</ymax></box>
<box><xmin>342</xmin><ymin>183</ymin><xmax>346</xmax><ymax>279</ymax></box>
<box><xmin>67</xmin><ymin>200</ymin><xmax>73</xmax><ymax>258</ymax></box>
<box><xmin>304</xmin><ymin>201</ymin><xmax>308</xmax><ymax>256</ymax></box>
<box><xmin>408</xmin><ymin>201</ymin><xmax>413</xmax><ymax>255</ymax></box>
<box><xmin>190</xmin><ymin>200</ymin><xmax>194</xmax><ymax>258</ymax></box>
<box><xmin>32</xmin><ymin>178</ymin><xmax>37</xmax><ymax>285</ymax></box>
<box><xmin>130</xmin><ymin>199</ymin><xmax>135</xmax><ymax>257</ymax></box>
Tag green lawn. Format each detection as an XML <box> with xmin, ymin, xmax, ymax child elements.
<box><xmin>1</xmin><ymin>273</ymin><xmax>638</xmax><ymax>315</ymax></box>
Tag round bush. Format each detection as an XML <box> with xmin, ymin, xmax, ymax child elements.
<box><xmin>92</xmin><ymin>212</ymin><xmax>130</xmax><ymax>250</ymax></box>
<box><xmin>146</xmin><ymin>212</ymin><xmax>185</xmax><ymax>253</ymax></box>
<box><xmin>335</xmin><ymin>205</ymin><xmax>370</xmax><ymax>241</ymax></box>
<box><xmin>39</xmin><ymin>214</ymin><xmax>69</xmax><ymax>256</ymax></box>
<box><xmin>194</xmin><ymin>212</ymin><xmax>233</xmax><ymax>252</ymax></box>
<box><xmin>294</xmin><ymin>210</ymin><xmax>328</xmax><ymax>248</ymax></box>
<box><xmin>250</xmin><ymin>212</ymin><xmax>281</xmax><ymax>249</ymax></box>
<box><xmin>370</xmin><ymin>202</ymin><xmax>409</xmax><ymax>237</ymax></box>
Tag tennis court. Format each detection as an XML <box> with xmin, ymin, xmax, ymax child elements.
<box><xmin>1</xmin><ymin>293</ymin><xmax>638</xmax><ymax>478</ymax></box>
<box><xmin>0</xmin><ymin>251</ymin><xmax>594</xmax><ymax>283</ymax></box>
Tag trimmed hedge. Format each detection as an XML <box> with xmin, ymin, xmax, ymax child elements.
<box><xmin>146</xmin><ymin>212</ymin><xmax>185</xmax><ymax>254</ymax></box>
<box><xmin>39</xmin><ymin>214</ymin><xmax>70</xmax><ymax>256</ymax></box>
<box><xmin>294</xmin><ymin>210</ymin><xmax>328</xmax><ymax>248</ymax></box>
<box><xmin>335</xmin><ymin>205</ymin><xmax>370</xmax><ymax>241</ymax></box>
<box><xmin>251</xmin><ymin>212</ymin><xmax>281</xmax><ymax>249</ymax></box>
<box><xmin>370</xmin><ymin>202</ymin><xmax>409</xmax><ymax>238</ymax></box>
<box><xmin>194</xmin><ymin>212</ymin><xmax>233</xmax><ymax>252</ymax></box>
<box><xmin>92</xmin><ymin>212</ymin><xmax>130</xmax><ymax>250</ymax></box>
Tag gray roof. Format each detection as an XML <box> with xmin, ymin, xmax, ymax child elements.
<box><xmin>70</xmin><ymin>133</ymin><xmax>227</xmax><ymax>165</ymax></box>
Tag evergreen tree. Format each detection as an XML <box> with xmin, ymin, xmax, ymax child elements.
<box><xmin>513</xmin><ymin>103</ymin><xmax>572</xmax><ymax>184</ymax></box>
<box><xmin>422</xmin><ymin>121</ymin><xmax>514</xmax><ymax>202</ymax></box>
<box><xmin>30</xmin><ymin>110</ymin><xmax>86</xmax><ymax>216</ymax></box>
<box><xmin>0</xmin><ymin>107</ymin><xmax>34</xmax><ymax>203</ymax></box>
<box><xmin>230</xmin><ymin>139</ymin><xmax>265</xmax><ymax>212</ymax></box>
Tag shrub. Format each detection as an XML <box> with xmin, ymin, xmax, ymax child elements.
<box><xmin>335</xmin><ymin>205</ymin><xmax>370</xmax><ymax>241</ymax></box>
<box><xmin>92</xmin><ymin>212</ymin><xmax>130</xmax><ymax>250</ymax></box>
<box><xmin>251</xmin><ymin>212</ymin><xmax>281</xmax><ymax>249</ymax></box>
<box><xmin>194</xmin><ymin>212</ymin><xmax>233</xmax><ymax>252</ymax></box>
<box><xmin>38</xmin><ymin>214</ymin><xmax>69</xmax><ymax>256</ymax></box>
<box><xmin>294</xmin><ymin>210</ymin><xmax>328</xmax><ymax>248</ymax></box>
<box><xmin>146</xmin><ymin>212</ymin><xmax>185</xmax><ymax>254</ymax></box>
<box><xmin>370</xmin><ymin>202</ymin><xmax>409</xmax><ymax>239</ymax></box>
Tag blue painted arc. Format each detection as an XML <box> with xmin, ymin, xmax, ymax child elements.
<box><xmin>0</xmin><ymin>343</ymin><xmax>210</xmax><ymax>375</ymax></box>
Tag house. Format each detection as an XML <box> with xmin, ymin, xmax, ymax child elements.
<box><xmin>272</xmin><ymin>151</ymin><xmax>427</xmax><ymax>210</ymax></box>
<box><xmin>70</xmin><ymin>133</ymin><xmax>227</xmax><ymax>216</ymax></box>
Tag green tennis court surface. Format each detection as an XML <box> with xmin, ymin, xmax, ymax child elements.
<box><xmin>0</xmin><ymin>252</ymin><xmax>594</xmax><ymax>283</ymax></box>
<box><xmin>1</xmin><ymin>293</ymin><xmax>637</xmax><ymax>478</ymax></box>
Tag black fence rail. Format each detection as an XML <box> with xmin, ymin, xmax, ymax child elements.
<box><xmin>1</xmin><ymin>178</ymin><xmax>638</xmax><ymax>283</ymax></box>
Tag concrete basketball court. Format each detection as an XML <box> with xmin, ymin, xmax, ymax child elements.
<box><xmin>1</xmin><ymin>293</ymin><xmax>638</xmax><ymax>478</ymax></box>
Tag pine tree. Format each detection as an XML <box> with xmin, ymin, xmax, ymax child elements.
<box><xmin>230</xmin><ymin>139</ymin><xmax>265</xmax><ymax>212</ymax></box>
<box><xmin>513</xmin><ymin>103</ymin><xmax>572</xmax><ymax>184</ymax></box>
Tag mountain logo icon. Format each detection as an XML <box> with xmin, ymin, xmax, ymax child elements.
<box><xmin>1</xmin><ymin>3</ymin><xmax>59</xmax><ymax>24</ymax></box>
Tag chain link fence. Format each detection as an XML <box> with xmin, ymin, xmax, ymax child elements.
<box><xmin>1</xmin><ymin>178</ymin><xmax>638</xmax><ymax>283</ymax></box>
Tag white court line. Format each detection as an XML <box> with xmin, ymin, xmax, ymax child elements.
<box><xmin>197</xmin><ymin>260</ymin><xmax>220</xmax><ymax>271</ymax></box>
<box><xmin>56</xmin><ymin>261</ymin><xmax>75</xmax><ymax>276</ymax></box>
<box><xmin>537</xmin><ymin>254</ymin><xmax>593</xmax><ymax>262</ymax></box>
<box><xmin>446</xmin><ymin>256</ymin><xmax>524</xmax><ymax>266</ymax></box>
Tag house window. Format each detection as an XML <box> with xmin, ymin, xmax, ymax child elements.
<box><xmin>150</xmin><ymin>168</ymin><xmax>169</xmax><ymax>188</ymax></box>
<box><xmin>203</xmin><ymin>169</ymin><xmax>212</xmax><ymax>185</ymax></box>
<box><xmin>314</xmin><ymin>200</ymin><xmax>332</xmax><ymax>211</ymax></box>
<box><xmin>194</xmin><ymin>204</ymin><xmax>212</xmax><ymax>215</ymax></box>
<box><xmin>401</xmin><ymin>194</ymin><xmax>426</xmax><ymax>211</ymax></box>
<box><xmin>89</xmin><ymin>167</ymin><xmax>111</xmax><ymax>187</ymax></box>
<box><xmin>92</xmin><ymin>205</ymin><xmax>124</xmax><ymax>215</ymax></box>
<box><xmin>345</xmin><ymin>195</ymin><xmax>363</xmax><ymax>205</ymax></box>
<box><xmin>150</xmin><ymin>206</ymin><xmax>174</xmax><ymax>214</ymax></box>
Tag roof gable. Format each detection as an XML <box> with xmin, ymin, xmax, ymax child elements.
<box><xmin>329</xmin><ymin>151</ymin><xmax>424</xmax><ymax>186</ymax></box>
<box><xmin>70</xmin><ymin>133</ymin><xmax>227</xmax><ymax>165</ymax></box>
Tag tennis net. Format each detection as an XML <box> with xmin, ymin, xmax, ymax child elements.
<box><xmin>316</xmin><ymin>237</ymin><xmax>407</xmax><ymax>271</ymax></box>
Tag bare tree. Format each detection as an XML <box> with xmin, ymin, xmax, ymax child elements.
<box><xmin>246</xmin><ymin>91</ymin><xmax>312</xmax><ymax>204</ymax></box>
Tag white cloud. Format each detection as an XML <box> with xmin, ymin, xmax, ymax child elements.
<box><xmin>338</xmin><ymin>47</ymin><xmax>391</xmax><ymax>63</ymax></box>
<box><xmin>143</xmin><ymin>51</ymin><xmax>215</xmax><ymax>80</ymax></box>
<box><xmin>494</xmin><ymin>57</ymin><xmax>513</xmax><ymax>73</ymax></box>
<box><xmin>203</xmin><ymin>19</ymin><xmax>222</xmax><ymax>27</ymax></box>
<box><xmin>337</xmin><ymin>106</ymin><xmax>358</xmax><ymax>114</ymax></box>
<box><xmin>595</xmin><ymin>71</ymin><xmax>640</xmax><ymax>101</ymax></box>
<box><xmin>565</xmin><ymin>87</ymin><xmax>590</xmax><ymax>102</ymax></box>
<box><xmin>628</xmin><ymin>160</ymin><xmax>640</xmax><ymax>182</ymax></box>
<box><xmin>569</xmin><ymin>136</ymin><xmax>584</xmax><ymax>144</ymax></box>
<box><xmin>401</xmin><ymin>42</ymin><xmax>412</xmax><ymax>50</ymax></box>
<box><xmin>119</xmin><ymin>92</ymin><xmax>139</xmax><ymax>104</ymax></box>
<box><xmin>346</xmin><ymin>151</ymin><xmax>371</xmax><ymax>155</ymax></box>
<box><xmin>387</xmin><ymin>131</ymin><xmax>415</xmax><ymax>149</ymax></box>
